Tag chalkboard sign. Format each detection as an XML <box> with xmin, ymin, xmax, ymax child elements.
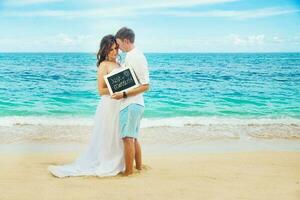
<box><xmin>104</xmin><ymin>67</ymin><xmax>139</xmax><ymax>95</ymax></box>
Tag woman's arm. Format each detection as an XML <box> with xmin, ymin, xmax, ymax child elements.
<box><xmin>97</xmin><ymin>64</ymin><xmax>110</xmax><ymax>96</ymax></box>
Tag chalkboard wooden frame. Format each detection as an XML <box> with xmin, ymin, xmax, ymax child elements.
<box><xmin>104</xmin><ymin>67</ymin><xmax>140</xmax><ymax>95</ymax></box>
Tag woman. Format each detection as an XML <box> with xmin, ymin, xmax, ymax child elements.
<box><xmin>48</xmin><ymin>35</ymin><xmax>125</xmax><ymax>178</ymax></box>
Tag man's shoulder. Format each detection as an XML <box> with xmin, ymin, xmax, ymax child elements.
<box><xmin>127</xmin><ymin>48</ymin><xmax>145</xmax><ymax>58</ymax></box>
<box><xmin>126</xmin><ymin>49</ymin><xmax>147</xmax><ymax>65</ymax></box>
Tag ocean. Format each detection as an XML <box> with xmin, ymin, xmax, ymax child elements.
<box><xmin>0</xmin><ymin>52</ymin><xmax>299</xmax><ymax>143</ymax></box>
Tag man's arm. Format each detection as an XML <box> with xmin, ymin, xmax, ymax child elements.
<box><xmin>111</xmin><ymin>84</ymin><xmax>150</xmax><ymax>100</ymax></box>
<box><xmin>112</xmin><ymin>53</ymin><xmax>149</xmax><ymax>99</ymax></box>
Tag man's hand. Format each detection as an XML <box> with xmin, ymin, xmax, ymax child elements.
<box><xmin>111</xmin><ymin>92</ymin><xmax>123</xmax><ymax>100</ymax></box>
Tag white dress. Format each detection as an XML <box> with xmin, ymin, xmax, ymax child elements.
<box><xmin>48</xmin><ymin>76</ymin><xmax>125</xmax><ymax>178</ymax></box>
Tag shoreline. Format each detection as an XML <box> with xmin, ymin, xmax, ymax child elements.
<box><xmin>0</xmin><ymin>123</ymin><xmax>299</xmax><ymax>146</ymax></box>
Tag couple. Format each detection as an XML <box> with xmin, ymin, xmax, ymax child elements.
<box><xmin>48</xmin><ymin>27</ymin><xmax>150</xmax><ymax>177</ymax></box>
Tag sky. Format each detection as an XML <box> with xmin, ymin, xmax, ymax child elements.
<box><xmin>0</xmin><ymin>0</ymin><xmax>299</xmax><ymax>52</ymax></box>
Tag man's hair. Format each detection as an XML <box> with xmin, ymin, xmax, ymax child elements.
<box><xmin>115</xmin><ymin>27</ymin><xmax>135</xmax><ymax>43</ymax></box>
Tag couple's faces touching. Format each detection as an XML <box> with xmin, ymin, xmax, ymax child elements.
<box><xmin>107</xmin><ymin>38</ymin><xmax>130</xmax><ymax>62</ymax></box>
<box><xmin>116</xmin><ymin>38</ymin><xmax>130</xmax><ymax>53</ymax></box>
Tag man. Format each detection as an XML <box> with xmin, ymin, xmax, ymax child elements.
<box><xmin>112</xmin><ymin>27</ymin><xmax>150</xmax><ymax>176</ymax></box>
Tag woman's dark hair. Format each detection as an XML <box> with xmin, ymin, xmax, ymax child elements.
<box><xmin>96</xmin><ymin>34</ymin><xmax>117</xmax><ymax>67</ymax></box>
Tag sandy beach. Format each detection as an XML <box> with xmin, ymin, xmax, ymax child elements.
<box><xmin>0</xmin><ymin>123</ymin><xmax>300</xmax><ymax>199</ymax></box>
<box><xmin>0</xmin><ymin>151</ymin><xmax>299</xmax><ymax>200</ymax></box>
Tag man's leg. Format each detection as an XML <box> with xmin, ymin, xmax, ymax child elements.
<box><xmin>123</xmin><ymin>137</ymin><xmax>135</xmax><ymax>176</ymax></box>
<box><xmin>134</xmin><ymin>139</ymin><xmax>142</xmax><ymax>170</ymax></box>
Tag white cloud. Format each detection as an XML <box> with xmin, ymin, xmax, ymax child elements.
<box><xmin>126</xmin><ymin>0</ymin><xmax>237</xmax><ymax>9</ymax></box>
<box><xmin>159</xmin><ymin>7</ymin><xmax>299</xmax><ymax>19</ymax></box>
<box><xmin>4</xmin><ymin>0</ymin><xmax>62</xmax><ymax>6</ymax></box>
<box><xmin>235</xmin><ymin>7</ymin><xmax>299</xmax><ymax>19</ymax></box>
<box><xmin>153</xmin><ymin>34</ymin><xmax>300</xmax><ymax>52</ymax></box>
<box><xmin>56</xmin><ymin>33</ymin><xmax>74</xmax><ymax>45</ymax></box>
<box><xmin>2</xmin><ymin>0</ymin><xmax>236</xmax><ymax>18</ymax></box>
<box><xmin>0</xmin><ymin>33</ymin><xmax>96</xmax><ymax>52</ymax></box>
<box><xmin>229</xmin><ymin>34</ymin><xmax>265</xmax><ymax>45</ymax></box>
<box><xmin>227</xmin><ymin>34</ymin><xmax>300</xmax><ymax>47</ymax></box>
<box><xmin>1</xmin><ymin>34</ymin><xmax>300</xmax><ymax>52</ymax></box>
<box><xmin>3</xmin><ymin>7</ymin><xmax>138</xmax><ymax>18</ymax></box>
<box><xmin>272</xmin><ymin>36</ymin><xmax>284</xmax><ymax>43</ymax></box>
<box><xmin>55</xmin><ymin>33</ymin><xmax>93</xmax><ymax>46</ymax></box>
<box><xmin>3</xmin><ymin>5</ymin><xmax>298</xmax><ymax>20</ymax></box>
<box><xmin>293</xmin><ymin>36</ymin><xmax>300</xmax><ymax>41</ymax></box>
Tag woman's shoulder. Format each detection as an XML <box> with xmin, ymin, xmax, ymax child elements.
<box><xmin>99</xmin><ymin>61</ymin><xmax>121</xmax><ymax>74</ymax></box>
<box><xmin>100</xmin><ymin>61</ymin><xmax>118</xmax><ymax>68</ymax></box>
<box><xmin>98</xmin><ymin>61</ymin><xmax>112</xmax><ymax>71</ymax></box>
<box><xmin>99</xmin><ymin>61</ymin><xmax>109</xmax><ymax>68</ymax></box>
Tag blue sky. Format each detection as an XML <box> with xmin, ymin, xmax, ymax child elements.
<box><xmin>0</xmin><ymin>0</ymin><xmax>299</xmax><ymax>52</ymax></box>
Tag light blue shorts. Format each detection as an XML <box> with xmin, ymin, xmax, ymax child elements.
<box><xmin>119</xmin><ymin>104</ymin><xmax>144</xmax><ymax>139</ymax></box>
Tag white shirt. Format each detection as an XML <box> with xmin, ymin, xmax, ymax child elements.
<box><xmin>120</xmin><ymin>47</ymin><xmax>150</xmax><ymax>111</ymax></box>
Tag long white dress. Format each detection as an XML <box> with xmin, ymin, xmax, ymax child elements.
<box><xmin>48</xmin><ymin>90</ymin><xmax>125</xmax><ymax>178</ymax></box>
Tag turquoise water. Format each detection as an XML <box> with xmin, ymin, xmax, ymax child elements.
<box><xmin>0</xmin><ymin>52</ymin><xmax>299</xmax><ymax>119</ymax></box>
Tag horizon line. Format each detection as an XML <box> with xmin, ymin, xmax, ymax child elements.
<box><xmin>0</xmin><ymin>51</ymin><xmax>300</xmax><ymax>54</ymax></box>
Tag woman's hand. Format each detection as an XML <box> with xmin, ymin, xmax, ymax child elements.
<box><xmin>111</xmin><ymin>92</ymin><xmax>123</xmax><ymax>100</ymax></box>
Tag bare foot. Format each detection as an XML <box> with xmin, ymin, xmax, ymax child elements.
<box><xmin>121</xmin><ymin>171</ymin><xmax>133</xmax><ymax>177</ymax></box>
